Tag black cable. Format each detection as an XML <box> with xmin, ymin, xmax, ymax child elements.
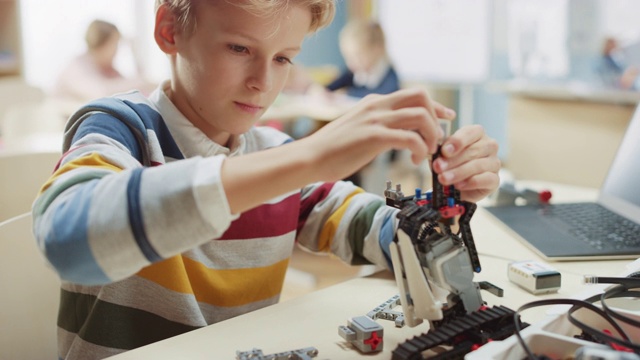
<box><xmin>584</xmin><ymin>274</ymin><xmax>640</xmax><ymax>288</ymax></box>
<box><xmin>583</xmin><ymin>275</ymin><xmax>640</xmax><ymax>331</ymax></box>
<box><xmin>570</xmin><ymin>277</ymin><xmax>640</xmax><ymax>353</ymax></box>
<box><xmin>601</xmin><ymin>288</ymin><xmax>640</xmax><ymax>329</ymax></box>
<box><xmin>514</xmin><ymin>298</ymin><xmax>631</xmax><ymax>359</ymax></box>
<box><xmin>566</xmin><ymin>298</ymin><xmax>640</xmax><ymax>353</ymax></box>
<box><xmin>513</xmin><ymin>274</ymin><xmax>640</xmax><ymax>358</ymax></box>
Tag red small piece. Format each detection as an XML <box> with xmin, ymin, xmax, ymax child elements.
<box><xmin>539</xmin><ymin>190</ymin><xmax>552</xmax><ymax>204</ymax></box>
<box><xmin>603</xmin><ymin>329</ymin><xmax>633</xmax><ymax>352</ymax></box>
<box><xmin>470</xmin><ymin>338</ymin><xmax>493</xmax><ymax>351</ymax></box>
<box><xmin>363</xmin><ymin>332</ymin><xmax>382</xmax><ymax>351</ymax></box>
<box><xmin>416</xmin><ymin>200</ymin><xmax>428</xmax><ymax>206</ymax></box>
<box><xmin>440</xmin><ymin>204</ymin><xmax>465</xmax><ymax>219</ymax></box>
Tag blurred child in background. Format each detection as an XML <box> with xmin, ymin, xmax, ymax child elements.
<box><xmin>326</xmin><ymin>19</ymin><xmax>400</xmax><ymax>98</ymax></box>
<box><xmin>52</xmin><ymin>19</ymin><xmax>155</xmax><ymax>105</ymax></box>
<box><xmin>325</xmin><ymin>19</ymin><xmax>401</xmax><ymax>186</ymax></box>
<box><xmin>597</xmin><ymin>37</ymin><xmax>640</xmax><ymax>90</ymax></box>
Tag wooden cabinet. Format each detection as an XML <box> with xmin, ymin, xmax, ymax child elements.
<box><xmin>506</xmin><ymin>96</ymin><xmax>637</xmax><ymax>188</ymax></box>
<box><xmin>0</xmin><ymin>0</ymin><xmax>22</xmax><ymax>77</ymax></box>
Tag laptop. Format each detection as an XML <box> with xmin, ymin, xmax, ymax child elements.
<box><xmin>485</xmin><ymin>105</ymin><xmax>640</xmax><ymax>261</ymax></box>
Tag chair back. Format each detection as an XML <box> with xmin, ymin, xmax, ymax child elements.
<box><xmin>0</xmin><ymin>213</ymin><xmax>60</xmax><ymax>360</ymax></box>
<box><xmin>1</xmin><ymin>100</ymin><xmax>66</xmax><ymax>152</ymax></box>
<box><xmin>0</xmin><ymin>151</ymin><xmax>60</xmax><ymax>222</ymax></box>
<box><xmin>0</xmin><ymin>77</ymin><xmax>45</xmax><ymax>129</ymax></box>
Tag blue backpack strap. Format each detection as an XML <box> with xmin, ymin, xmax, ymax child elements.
<box><xmin>63</xmin><ymin>98</ymin><xmax>152</xmax><ymax>167</ymax></box>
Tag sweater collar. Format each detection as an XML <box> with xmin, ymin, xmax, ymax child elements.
<box><xmin>149</xmin><ymin>80</ymin><xmax>246</xmax><ymax>158</ymax></box>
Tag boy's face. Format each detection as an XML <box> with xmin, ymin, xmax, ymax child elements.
<box><xmin>94</xmin><ymin>33</ymin><xmax>120</xmax><ymax>69</ymax></box>
<box><xmin>340</xmin><ymin>38</ymin><xmax>380</xmax><ymax>74</ymax></box>
<box><xmin>166</xmin><ymin>1</ymin><xmax>311</xmax><ymax>146</ymax></box>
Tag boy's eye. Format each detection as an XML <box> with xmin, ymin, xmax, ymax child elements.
<box><xmin>228</xmin><ymin>44</ymin><xmax>248</xmax><ymax>53</ymax></box>
<box><xmin>275</xmin><ymin>56</ymin><xmax>293</xmax><ymax>65</ymax></box>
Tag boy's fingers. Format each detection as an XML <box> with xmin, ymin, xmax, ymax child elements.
<box><xmin>437</xmin><ymin>156</ymin><xmax>501</xmax><ymax>186</ymax></box>
<box><xmin>381</xmin><ymin>128</ymin><xmax>429</xmax><ymax>163</ymax></box>
<box><xmin>432</xmin><ymin>100</ymin><xmax>456</xmax><ymax>120</ymax></box>
<box><xmin>433</xmin><ymin>136</ymin><xmax>499</xmax><ymax>173</ymax></box>
<box><xmin>440</xmin><ymin>124</ymin><xmax>485</xmax><ymax>157</ymax></box>
<box><xmin>364</xmin><ymin>88</ymin><xmax>436</xmax><ymax>118</ymax></box>
<box><xmin>455</xmin><ymin>172</ymin><xmax>500</xmax><ymax>192</ymax></box>
<box><xmin>373</xmin><ymin>107</ymin><xmax>443</xmax><ymax>154</ymax></box>
<box><xmin>354</xmin><ymin>89</ymin><xmax>458</xmax><ymax>154</ymax></box>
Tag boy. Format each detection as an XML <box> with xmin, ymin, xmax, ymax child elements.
<box><xmin>324</xmin><ymin>18</ymin><xmax>401</xmax><ymax>187</ymax></box>
<box><xmin>326</xmin><ymin>19</ymin><xmax>400</xmax><ymax>97</ymax></box>
<box><xmin>53</xmin><ymin>19</ymin><xmax>155</xmax><ymax>105</ymax></box>
<box><xmin>32</xmin><ymin>0</ymin><xmax>500</xmax><ymax>359</ymax></box>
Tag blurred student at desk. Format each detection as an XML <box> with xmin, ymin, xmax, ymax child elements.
<box><xmin>323</xmin><ymin>19</ymin><xmax>401</xmax><ymax>186</ymax></box>
<box><xmin>275</xmin><ymin>19</ymin><xmax>400</xmax><ymax>121</ymax></box>
<box><xmin>270</xmin><ymin>19</ymin><xmax>400</xmax><ymax>129</ymax></box>
<box><xmin>52</xmin><ymin>19</ymin><xmax>155</xmax><ymax>106</ymax></box>
<box><xmin>324</xmin><ymin>19</ymin><xmax>400</xmax><ymax>98</ymax></box>
<box><xmin>597</xmin><ymin>37</ymin><xmax>640</xmax><ymax>91</ymax></box>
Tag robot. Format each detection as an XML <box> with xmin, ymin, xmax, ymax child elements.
<box><xmin>384</xmin><ymin>147</ymin><xmax>523</xmax><ymax>359</ymax></box>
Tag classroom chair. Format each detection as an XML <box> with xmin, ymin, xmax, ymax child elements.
<box><xmin>0</xmin><ymin>77</ymin><xmax>45</xmax><ymax>132</ymax></box>
<box><xmin>0</xmin><ymin>150</ymin><xmax>60</xmax><ymax>222</ymax></box>
<box><xmin>0</xmin><ymin>212</ymin><xmax>60</xmax><ymax>360</ymax></box>
<box><xmin>1</xmin><ymin>100</ymin><xmax>66</xmax><ymax>153</ymax></box>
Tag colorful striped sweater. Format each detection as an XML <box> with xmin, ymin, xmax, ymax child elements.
<box><xmin>32</xmin><ymin>83</ymin><xmax>399</xmax><ymax>359</ymax></box>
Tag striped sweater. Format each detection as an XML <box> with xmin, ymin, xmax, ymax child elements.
<box><xmin>32</xmin><ymin>83</ymin><xmax>399</xmax><ymax>359</ymax></box>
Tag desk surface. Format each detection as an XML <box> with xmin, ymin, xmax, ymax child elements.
<box><xmin>489</xmin><ymin>79</ymin><xmax>640</xmax><ymax>105</ymax></box>
<box><xmin>109</xmin><ymin>182</ymin><xmax>635</xmax><ymax>359</ymax></box>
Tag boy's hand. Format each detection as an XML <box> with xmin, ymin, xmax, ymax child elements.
<box><xmin>305</xmin><ymin>87</ymin><xmax>454</xmax><ymax>182</ymax></box>
<box><xmin>221</xmin><ymin>88</ymin><xmax>499</xmax><ymax>214</ymax></box>
<box><xmin>431</xmin><ymin>125</ymin><xmax>501</xmax><ymax>202</ymax></box>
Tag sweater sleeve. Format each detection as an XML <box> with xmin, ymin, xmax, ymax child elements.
<box><xmin>296</xmin><ymin>181</ymin><xmax>398</xmax><ymax>269</ymax></box>
<box><xmin>32</xmin><ymin>113</ymin><xmax>236</xmax><ymax>285</ymax></box>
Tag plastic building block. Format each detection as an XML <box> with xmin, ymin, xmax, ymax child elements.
<box><xmin>493</xmin><ymin>182</ymin><xmax>552</xmax><ymax>207</ymax></box>
<box><xmin>338</xmin><ymin>316</ymin><xmax>384</xmax><ymax>353</ymax></box>
<box><xmin>235</xmin><ymin>347</ymin><xmax>318</xmax><ymax>360</ymax></box>
<box><xmin>367</xmin><ymin>294</ymin><xmax>405</xmax><ymax>327</ymax></box>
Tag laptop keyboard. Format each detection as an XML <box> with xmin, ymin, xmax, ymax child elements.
<box><xmin>549</xmin><ymin>203</ymin><xmax>640</xmax><ymax>250</ymax></box>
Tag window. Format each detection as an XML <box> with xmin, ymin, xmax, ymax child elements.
<box><xmin>507</xmin><ymin>0</ymin><xmax>569</xmax><ymax>79</ymax></box>
<box><xmin>377</xmin><ymin>0</ymin><xmax>490</xmax><ymax>83</ymax></box>
<box><xmin>20</xmin><ymin>0</ymin><xmax>168</xmax><ymax>91</ymax></box>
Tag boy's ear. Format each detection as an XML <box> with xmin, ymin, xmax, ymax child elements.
<box><xmin>154</xmin><ymin>4</ymin><xmax>178</xmax><ymax>55</ymax></box>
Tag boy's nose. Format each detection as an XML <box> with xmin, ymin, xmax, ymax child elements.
<box><xmin>247</xmin><ymin>61</ymin><xmax>273</xmax><ymax>93</ymax></box>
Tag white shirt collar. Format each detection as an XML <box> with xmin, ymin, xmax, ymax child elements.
<box><xmin>353</xmin><ymin>58</ymin><xmax>392</xmax><ymax>89</ymax></box>
<box><xmin>149</xmin><ymin>80</ymin><xmax>246</xmax><ymax>158</ymax></box>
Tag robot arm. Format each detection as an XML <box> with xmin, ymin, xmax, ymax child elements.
<box><xmin>384</xmin><ymin>148</ymin><xmax>485</xmax><ymax>328</ymax></box>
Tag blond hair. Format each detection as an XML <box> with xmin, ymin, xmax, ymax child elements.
<box><xmin>155</xmin><ymin>0</ymin><xmax>335</xmax><ymax>36</ymax></box>
<box><xmin>339</xmin><ymin>19</ymin><xmax>386</xmax><ymax>50</ymax></box>
<box><xmin>85</xmin><ymin>19</ymin><xmax>120</xmax><ymax>51</ymax></box>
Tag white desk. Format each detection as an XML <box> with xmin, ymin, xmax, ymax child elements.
<box><xmin>108</xmin><ymin>182</ymin><xmax>636</xmax><ymax>359</ymax></box>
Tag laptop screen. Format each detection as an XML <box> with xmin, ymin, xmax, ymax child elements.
<box><xmin>599</xmin><ymin>105</ymin><xmax>640</xmax><ymax>223</ymax></box>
